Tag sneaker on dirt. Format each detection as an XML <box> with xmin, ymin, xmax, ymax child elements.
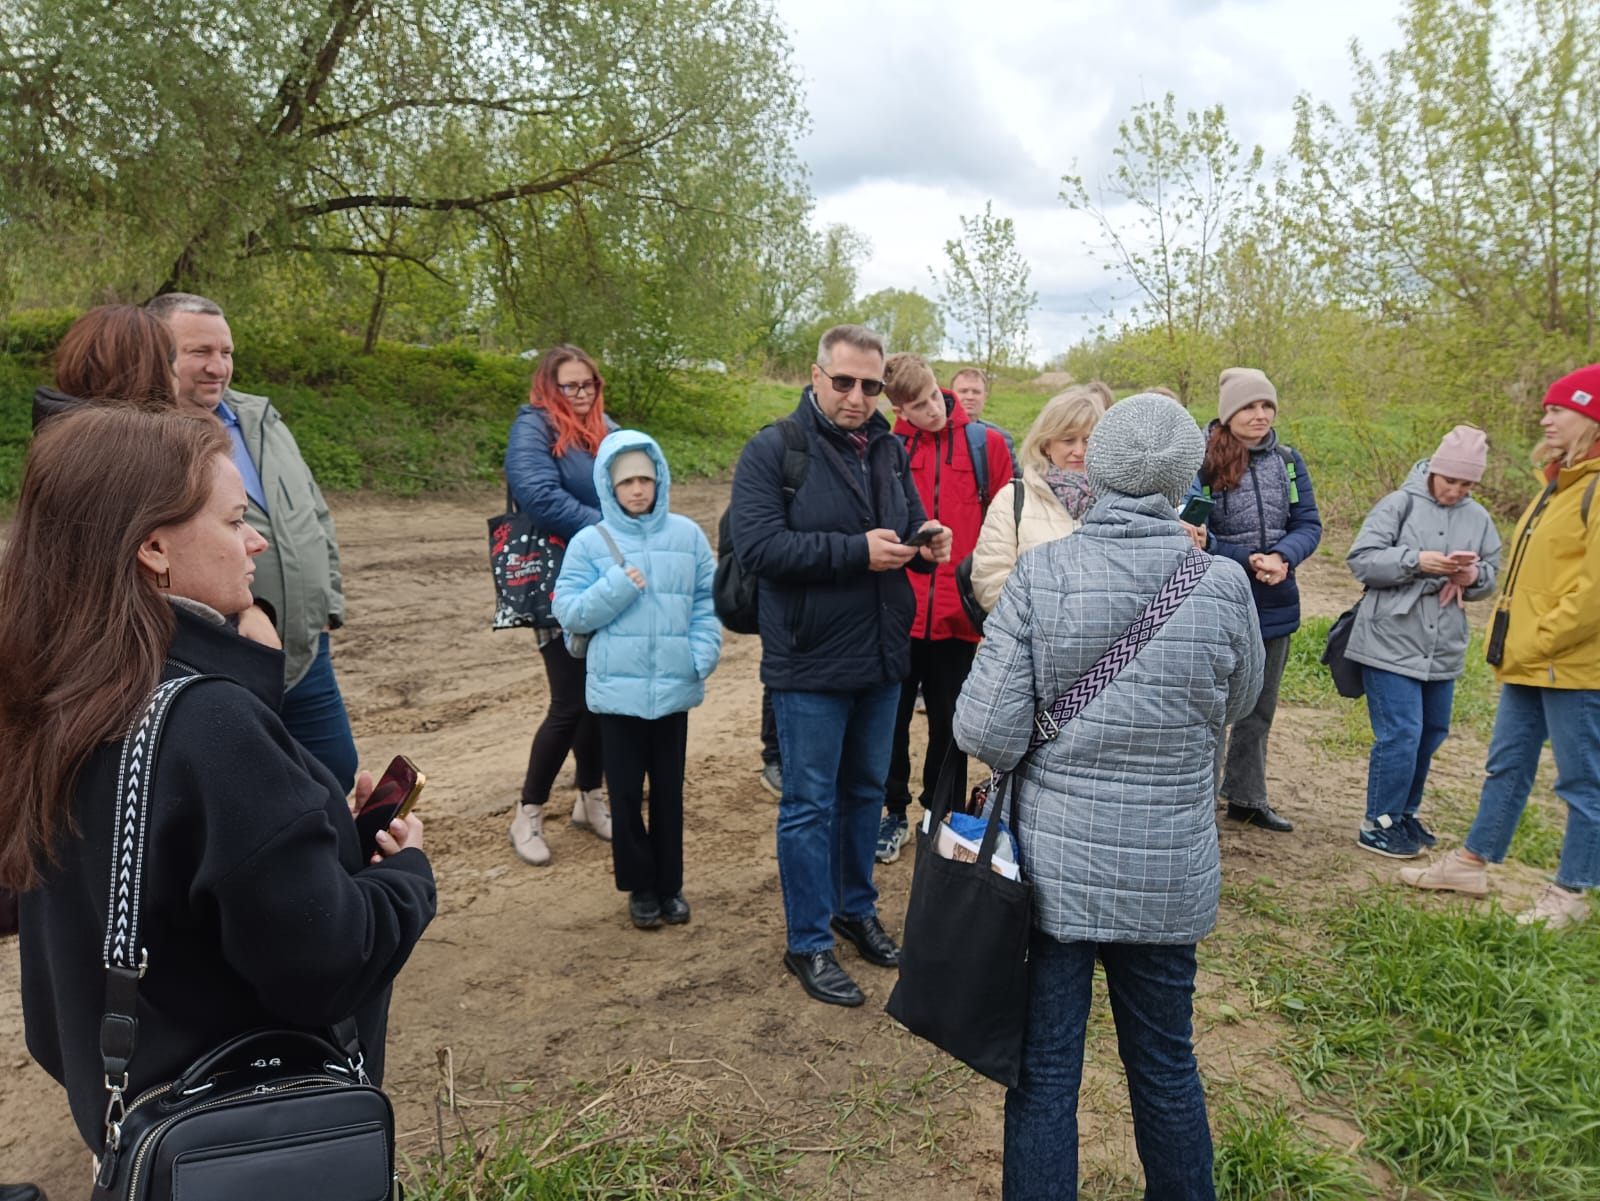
<box><xmin>875</xmin><ymin>812</ymin><xmax>909</xmax><ymax>864</ymax></box>
<box><xmin>1358</xmin><ymin>815</ymin><xmax>1423</xmax><ymax>859</ymax></box>
<box><xmin>1404</xmin><ymin>814</ymin><xmax>1439</xmax><ymax>848</ymax></box>
<box><xmin>760</xmin><ymin>762</ymin><xmax>782</xmax><ymax>798</ymax></box>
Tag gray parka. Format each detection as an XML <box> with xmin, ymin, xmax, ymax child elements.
<box><xmin>228</xmin><ymin>390</ymin><xmax>346</xmax><ymax>688</ymax></box>
<box><xmin>954</xmin><ymin>494</ymin><xmax>1264</xmax><ymax>945</ymax></box>
<box><xmin>1345</xmin><ymin>460</ymin><xmax>1501</xmax><ymax>682</ymax></box>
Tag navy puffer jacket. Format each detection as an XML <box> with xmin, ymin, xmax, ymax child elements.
<box><xmin>730</xmin><ymin>390</ymin><xmax>930</xmax><ymax>692</ymax></box>
<box><xmin>504</xmin><ymin>404</ymin><xmax>619</xmax><ymax>540</ymax></box>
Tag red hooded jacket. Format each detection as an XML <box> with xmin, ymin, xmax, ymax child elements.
<box><xmin>893</xmin><ymin>390</ymin><xmax>1016</xmax><ymax>642</ymax></box>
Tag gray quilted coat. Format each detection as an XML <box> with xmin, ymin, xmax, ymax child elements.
<box><xmin>953</xmin><ymin>494</ymin><xmax>1265</xmax><ymax>944</ymax></box>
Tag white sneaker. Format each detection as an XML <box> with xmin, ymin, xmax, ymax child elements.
<box><xmin>572</xmin><ymin>789</ymin><xmax>612</xmax><ymax>842</ymax></box>
<box><xmin>510</xmin><ymin>803</ymin><xmax>550</xmax><ymax>866</ymax></box>
<box><xmin>1517</xmin><ymin>883</ymin><xmax>1590</xmax><ymax>930</ymax></box>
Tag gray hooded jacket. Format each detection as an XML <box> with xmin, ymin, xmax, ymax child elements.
<box><xmin>1344</xmin><ymin>459</ymin><xmax>1501</xmax><ymax>682</ymax></box>
<box><xmin>954</xmin><ymin>494</ymin><xmax>1264</xmax><ymax>945</ymax></box>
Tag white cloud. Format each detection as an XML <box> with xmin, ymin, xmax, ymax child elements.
<box><xmin>777</xmin><ymin>0</ymin><xmax>1408</xmax><ymax>360</ymax></box>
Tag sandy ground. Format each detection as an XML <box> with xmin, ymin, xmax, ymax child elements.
<box><xmin>0</xmin><ymin>483</ymin><xmax>1547</xmax><ymax>1198</ymax></box>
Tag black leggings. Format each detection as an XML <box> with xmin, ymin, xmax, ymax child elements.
<box><xmin>521</xmin><ymin>637</ymin><xmax>603</xmax><ymax>806</ymax></box>
<box><xmin>601</xmin><ymin>711</ymin><xmax>688</xmax><ymax>895</ymax></box>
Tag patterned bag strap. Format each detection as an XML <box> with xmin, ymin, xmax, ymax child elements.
<box><xmin>99</xmin><ymin>674</ymin><xmax>209</xmax><ymax>1156</ymax></box>
<box><xmin>1025</xmin><ymin>548</ymin><xmax>1211</xmax><ymax>749</ymax></box>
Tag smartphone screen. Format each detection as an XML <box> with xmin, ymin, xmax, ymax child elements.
<box><xmin>1178</xmin><ymin>495</ymin><xmax>1214</xmax><ymax>526</ymax></box>
<box><xmin>355</xmin><ymin>755</ymin><xmax>425</xmax><ymax>860</ymax></box>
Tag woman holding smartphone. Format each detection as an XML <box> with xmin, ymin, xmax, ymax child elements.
<box><xmin>504</xmin><ymin>345</ymin><xmax>619</xmax><ymax>866</ymax></box>
<box><xmin>1184</xmin><ymin>367</ymin><xmax>1322</xmax><ymax>833</ymax></box>
<box><xmin>1</xmin><ymin>408</ymin><xmax>435</xmax><ymax>1159</ymax></box>
<box><xmin>1402</xmin><ymin>368</ymin><xmax>1600</xmax><ymax>928</ymax></box>
<box><xmin>1344</xmin><ymin>426</ymin><xmax>1501</xmax><ymax>859</ymax></box>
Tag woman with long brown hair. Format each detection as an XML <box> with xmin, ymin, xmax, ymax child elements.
<box><xmin>1</xmin><ymin>407</ymin><xmax>435</xmax><ymax>1159</ymax></box>
<box><xmin>31</xmin><ymin>303</ymin><xmax>178</xmax><ymax>426</ymax></box>
<box><xmin>1182</xmin><ymin>367</ymin><xmax>1322</xmax><ymax>834</ymax></box>
<box><xmin>503</xmin><ymin>344</ymin><xmax>619</xmax><ymax>865</ymax></box>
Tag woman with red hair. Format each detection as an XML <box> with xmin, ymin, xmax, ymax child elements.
<box><xmin>504</xmin><ymin>345</ymin><xmax>618</xmax><ymax>866</ymax></box>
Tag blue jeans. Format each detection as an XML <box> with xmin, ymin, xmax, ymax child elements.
<box><xmin>1004</xmin><ymin>933</ymin><xmax>1213</xmax><ymax>1201</ymax></box>
<box><xmin>771</xmin><ymin>683</ymin><xmax>899</xmax><ymax>953</ymax></box>
<box><xmin>1465</xmin><ymin>684</ymin><xmax>1600</xmax><ymax>890</ymax></box>
<box><xmin>1362</xmin><ymin>666</ymin><xmax>1455</xmax><ymax>822</ymax></box>
<box><xmin>281</xmin><ymin>632</ymin><xmax>359</xmax><ymax>795</ymax></box>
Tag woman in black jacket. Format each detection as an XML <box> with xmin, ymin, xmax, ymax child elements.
<box><xmin>0</xmin><ymin>408</ymin><xmax>436</xmax><ymax>1157</ymax></box>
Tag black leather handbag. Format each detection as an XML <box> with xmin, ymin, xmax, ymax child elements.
<box><xmin>92</xmin><ymin>676</ymin><xmax>398</xmax><ymax>1201</ymax></box>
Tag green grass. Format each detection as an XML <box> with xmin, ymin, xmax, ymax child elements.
<box><xmin>1213</xmin><ymin>1100</ymin><xmax>1377</xmax><ymax>1200</ymax></box>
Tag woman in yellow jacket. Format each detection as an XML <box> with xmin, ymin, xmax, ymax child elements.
<box><xmin>1402</xmin><ymin>365</ymin><xmax>1600</xmax><ymax>927</ymax></box>
<box><xmin>968</xmin><ymin>389</ymin><xmax>1105</xmax><ymax>612</ymax></box>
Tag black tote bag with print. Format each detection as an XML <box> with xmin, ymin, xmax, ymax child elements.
<box><xmin>488</xmin><ymin>486</ymin><xmax>565</xmax><ymax>630</ymax></box>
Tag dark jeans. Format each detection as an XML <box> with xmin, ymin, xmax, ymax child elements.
<box><xmin>887</xmin><ymin>638</ymin><xmax>977</xmax><ymax>815</ymax></box>
<box><xmin>1218</xmin><ymin>634</ymin><xmax>1290</xmax><ymax>811</ymax></box>
<box><xmin>1362</xmin><ymin>666</ymin><xmax>1455</xmax><ymax>822</ymax></box>
<box><xmin>761</xmin><ymin>685</ymin><xmax>780</xmax><ymax>767</ymax></box>
<box><xmin>600</xmin><ymin>711</ymin><xmax>688</xmax><ymax>895</ymax></box>
<box><xmin>771</xmin><ymin>683</ymin><xmax>899</xmax><ymax>952</ymax></box>
<box><xmin>1004</xmin><ymin>932</ymin><xmax>1214</xmax><ymax>1201</ymax></box>
<box><xmin>281</xmin><ymin>631</ymin><xmax>358</xmax><ymax>795</ymax></box>
<box><xmin>521</xmin><ymin>637</ymin><xmax>603</xmax><ymax>806</ymax></box>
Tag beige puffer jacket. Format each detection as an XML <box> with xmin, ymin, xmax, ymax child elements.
<box><xmin>969</xmin><ymin>467</ymin><xmax>1083</xmax><ymax>612</ymax></box>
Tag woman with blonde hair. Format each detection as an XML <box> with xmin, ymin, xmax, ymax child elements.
<box><xmin>968</xmin><ymin>387</ymin><xmax>1105</xmax><ymax>612</ymax></box>
<box><xmin>1402</xmin><ymin>367</ymin><xmax>1600</xmax><ymax>927</ymax></box>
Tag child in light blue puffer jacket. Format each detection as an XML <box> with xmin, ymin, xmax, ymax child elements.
<box><xmin>552</xmin><ymin>429</ymin><xmax>721</xmax><ymax>930</ymax></box>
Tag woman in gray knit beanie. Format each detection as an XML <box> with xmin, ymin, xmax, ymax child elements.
<box><xmin>956</xmin><ymin>393</ymin><xmax>1265</xmax><ymax>1201</ymax></box>
<box><xmin>1182</xmin><ymin>367</ymin><xmax>1323</xmax><ymax>833</ymax></box>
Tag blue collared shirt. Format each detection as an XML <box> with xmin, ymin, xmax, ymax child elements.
<box><xmin>217</xmin><ymin>398</ymin><xmax>269</xmax><ymax>515</ymax></box>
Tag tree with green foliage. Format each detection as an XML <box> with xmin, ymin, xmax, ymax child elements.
<box><xmin>0</xmin><ymin>0</ymin><xmax>811</xmax><ymax>375</ymax></box>
<box><xmin>854</xmin><ymin>287</ymin><xmax>943</xmax><ymax>357</ymax></box>
<box><xmin>1063</xmin><ymin>92</ymin><xmax>1262</xmax><ymax>402</ymax></box>
<box><xmin>933</xmin><ymin>201</ymin><xmax>1037</xmax><ymax>376</ymax></box>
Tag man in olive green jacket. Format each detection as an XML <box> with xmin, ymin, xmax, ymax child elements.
<box><xmin>147</xmin><ymin>293</ymin><xmax>357</xmax><ymax>792</ymax></box>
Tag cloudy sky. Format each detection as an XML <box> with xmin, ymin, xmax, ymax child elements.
<box><xmin>772</xmin><ymin>0</ymin><xmax>1408</xmax><ymax>361</ymax></box>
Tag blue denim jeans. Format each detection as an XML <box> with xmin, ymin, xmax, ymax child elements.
<box><xmin>1465</xmin><ymin>684</ymin><xmax>1600</xmax><ymax>890</ymax></box>
<box><xmin>281</xmin><ymin>632</ymin><xmax>359</xmax><ymax>795</ymax></box>
<box><xmin>1362</xmin><ymin>666</ymin><xmax>1455</xmax><ymax>822</ymax></box>
<box><xmin>771</xmin><ymin>683</ymin><xmax>899</xmax><ymax>953</ymax></box>
<box><xmin>1004</xmin><ymin>932</ymin><xmax>1214</xmax><ymax>1201</ymax></box>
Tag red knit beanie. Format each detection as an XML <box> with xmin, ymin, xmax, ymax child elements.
<box><xmin>1543</xmin><ymin>365</ymin><xmax>1600</xmax><ymax>418</ymax></box>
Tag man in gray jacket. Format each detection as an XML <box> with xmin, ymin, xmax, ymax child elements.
<box><xmin>147</xmin><ymin>293</ymin><xmax>356</xmax><ymax>793</ymax></box>
<box><xmin>955</xmin><ymin>394</ymin><xmax>1263</xmax><ymax>1201</ymax></box>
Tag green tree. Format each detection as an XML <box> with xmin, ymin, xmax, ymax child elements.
<box><xmin>855</xmin><ymin>287</ymin><xmax>943</xmax><ymax>356</ymax></box>
<box><xmin>932</xmin><ymin>201</ymin><xmax>1037</xmax><ymax>376</ymax></box>
<box><xmin>1062</xmin><ymin>93</ymin><xmax>1262</xmax><ymax>402</ymax></box>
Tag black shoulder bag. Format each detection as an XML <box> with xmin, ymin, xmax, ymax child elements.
<box><xmin>1322</xmin><ymin>491</ymin><xmax>1415</xmax><ymax>699</ymax></box>
<box><xmin>886</xmin><ymin>548</ymin><xmax>1211</xmax><ymax>1088</ymax></box>
<box><xmin>94</xmin><ymin>676</ymin><xmax>397</xmax><ymax>1201</ymax></box>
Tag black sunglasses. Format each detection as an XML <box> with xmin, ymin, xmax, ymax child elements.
<box><xmin>817</xmin><ymin>364</ymin><xmax>885</xmax><ymax>398</ymax></box>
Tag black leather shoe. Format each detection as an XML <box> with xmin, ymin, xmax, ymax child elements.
<box><xmin>0</xmin><ymin>1185</ymin><xmax>46</xmax><ymax>1201</ymax></box>
<box><xmin>659</xmin><ymin>892</ymin><xmax>691</xmax><ymax>925</ymax></box>
<box><xmin>629</xmin><ymin>891</ymin><xmax>663</xmax><ymax>929</ymax></box>
<box><xmin>830</xmin><ymin>914</ymin><xmax>901</xmax><ymax>967</ymax></box>
<box><xmin>783</xmin><ymin>950</ymin><xmax>865</xmax><ymax>1007</ymax></box>
<box><xmin>1227</xmin><ymin>802</ymin><xmax>1294</xmax><ymax>832</ymax></box>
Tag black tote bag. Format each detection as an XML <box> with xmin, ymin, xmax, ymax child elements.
<box><xmin>886</xmin><ymin>747</ymin><xmax>1032</xmax><ymax>1088</ymax></box>
<box><xmin>488</xmin><ymin>485</ymin><xmax>564</xmax><ymax>630</ymax></box>
<box><xmin>1321</xmin><ymin>603</ymin><xmax>1366</xmax><ymax>699</ymax></box>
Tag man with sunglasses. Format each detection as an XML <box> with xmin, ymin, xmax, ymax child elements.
<box><xmin>730</xmin><ymin>324</ymin><xmax>952</xmax><ymax>1007</ymax></box>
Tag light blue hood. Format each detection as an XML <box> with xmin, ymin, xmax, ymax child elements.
<box><xmin>593</xmin><ymin>429</ymin><xmax>672</xmax><ymax>535</ymax></box>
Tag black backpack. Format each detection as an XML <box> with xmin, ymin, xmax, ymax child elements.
<box><xmin>715</xmin><ymin>417</ymin><xmax>809</xmax><ymax>634</ymax></box>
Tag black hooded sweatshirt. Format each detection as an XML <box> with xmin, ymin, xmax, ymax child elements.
<box><xmin>19</xmin><ymin>605</ymin><xmax>436</xmax><ymax>1150</ymax></box>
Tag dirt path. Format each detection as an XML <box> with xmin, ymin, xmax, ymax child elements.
<box><xmin>0</xmin><ymin>486</ymin><xmax>1523</xmax><ymax>1197</ymax></box>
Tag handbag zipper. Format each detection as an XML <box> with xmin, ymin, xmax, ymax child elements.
<box><xmin>124</xmin><ymin>1077</ymin><xmax>344</xmax><ymax>1198</ymax></box>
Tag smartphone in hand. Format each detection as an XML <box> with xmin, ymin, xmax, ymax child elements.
<box><xmin>1178</xmin><ymin>495</ymin><xmax>1214</xmax><ymax>526</ymax></box>
<box><xmin>355</xmin><ymin>755</ymin><xmax>425</xmax><ymax>861</ymax></box>
<box><xmin>1447</xmin><ymin>550</ymin><xmax>1479</xmax><ymax>565</ymax></box>
<box><xmin>903</xmin><ymin>524</ymin><xmax>942</xmax><ymax>549</ymax></box>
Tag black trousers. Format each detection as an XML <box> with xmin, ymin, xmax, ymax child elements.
<box><xmin>521</xmin><ymin>637</ymin><xmax>603</xmax><ymax>806</ymax></box>
<box><xmin>887</xmin><ymin>638</ymin><xmax>978</xmax><ymax>816</ymax></box>
<box><xmin>760</xmin><ymin>685</ymin><xmax>780</xmax><ymax>766</ymax></box>
<box><xmin>600</xmin><ymin>711</ymin><xmax>688</xmax><ymax>896</ymax></box>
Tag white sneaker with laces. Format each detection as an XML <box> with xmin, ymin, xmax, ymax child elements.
<box><xmin>1517</xmin><ymin>883</ymin><xmax>1590</xmax><ymax>930</ymax></box>
<box><xmin>572</xmin><ymin>788</ymin><xmax>612</xmax><ymax>842</ymax></box>
<box><xmin>510</xmin><ymin>803</ymin><xmax>551</xmax><ymax>866</ymax></box>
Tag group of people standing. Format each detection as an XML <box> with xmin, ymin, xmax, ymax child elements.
<box><xmin>2</xmin><ymin>296</ymin><xmax>1597</xmax><ymax>1201</ymax></box>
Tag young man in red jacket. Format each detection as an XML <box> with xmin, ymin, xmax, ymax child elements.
<box><xmin>878</xmin><ymin>354</ymin><xmax>1016</xmax><ymax>862</ymax></box>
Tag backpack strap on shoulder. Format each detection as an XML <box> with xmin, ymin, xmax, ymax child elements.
<box><xmin>1583</xmin><ymin>474</ymin><xmax>1598</xmax><ymax>528</ymax></box>
<box><xmin>1011</xmin><ymin>476</ymin><xmax>1025</xmax><ymax>532</ymax></box>
<box><xmin>965</xmin><ymin>422</ymin><xmax>990</xmax><ymax>503</ymax></box>
<box><xmin>775</xmin><ymin>416</ymin><xmax>809</xmax><ymax>500</ymax></box>
<box><xmin>1276</xmin><ymin>446</ymin><xmax>1300</xmax><ymax>504</ymax></box>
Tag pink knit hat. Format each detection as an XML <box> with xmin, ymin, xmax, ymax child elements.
<box><xmin>1430</xmin><ymin>425</ymin><xmax>1487</xmax><ymax>483</ymax></box>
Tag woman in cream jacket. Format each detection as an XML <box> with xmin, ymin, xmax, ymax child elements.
<box><xmin>969</xmin><ymin>388</ymin><xmax>1106</xmax><ymax>612</ymax></box>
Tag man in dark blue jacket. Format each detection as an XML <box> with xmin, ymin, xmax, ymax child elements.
<box><xmin>731</xmin><ymin>324</ymin><xmax>951</xmax><ymax>1007</ymax></box>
